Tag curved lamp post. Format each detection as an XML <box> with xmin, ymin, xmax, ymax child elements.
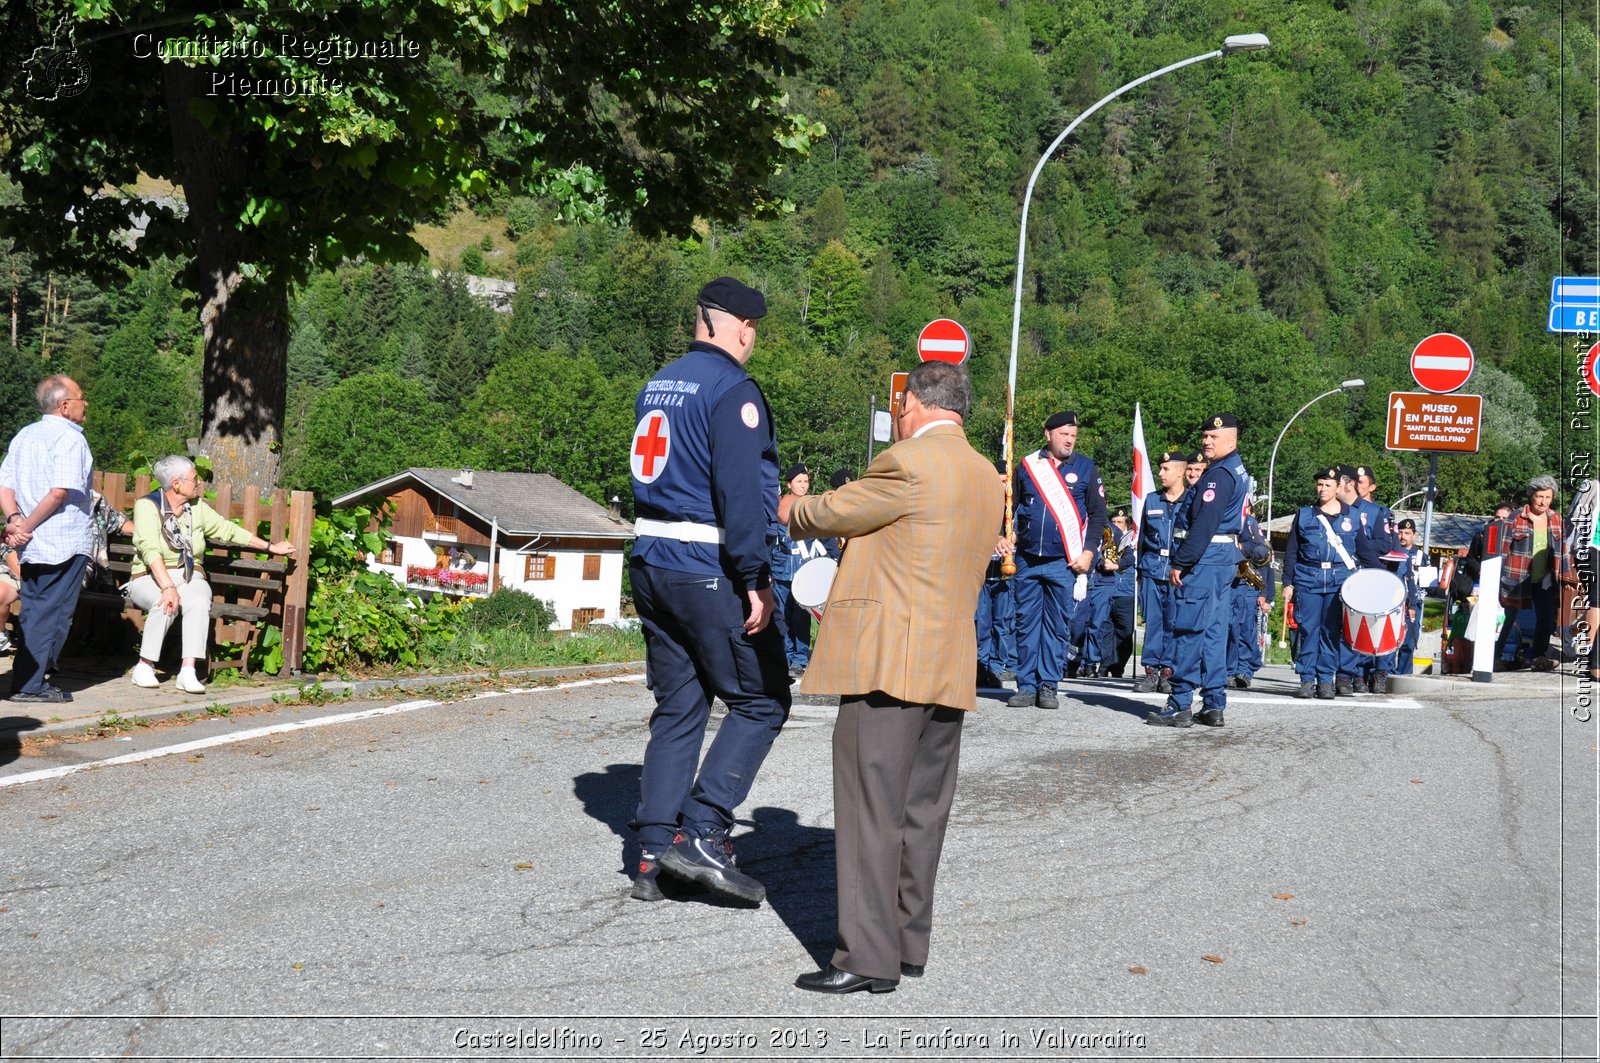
<box><xmin>1264</xmin><ymin>378</ymin><xmax>1365</xmax><ymax>534</ymax></box>
<box><xmin>1001</xmin><ymin>33</ymin><xmax>1271</xmax><ymax>572</ymax></box>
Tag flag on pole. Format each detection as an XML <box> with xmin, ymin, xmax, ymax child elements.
<box><xmin>1131</xmin><ymin>402</ymin><xmax>1156</xmax><ymax>540</ymax></box>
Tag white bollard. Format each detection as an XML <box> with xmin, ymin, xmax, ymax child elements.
<box><xmin>1471</xmin><ymin>556</ymin><xmax>1503</xmax><ymax>682</ymax></box>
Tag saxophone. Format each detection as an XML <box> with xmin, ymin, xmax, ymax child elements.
<box><xmin>1102</xmin><ymin>526</ymin><xmax>1121</xmax><ymax>567</ymax></box>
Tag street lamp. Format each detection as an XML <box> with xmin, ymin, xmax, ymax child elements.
<box><xmin>1001</xmin><ymin>34</ymin><xmax>1271</xmax><ymax>571</ymax></box>
<box><xmin>1265</xmin><ymin>378</ymin><xmax>1365</xmax><ymax>534</ymax></box>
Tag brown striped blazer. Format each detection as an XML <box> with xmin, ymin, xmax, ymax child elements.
<box><xmin>787</xmin><ymin>422</ymin><xmax>1001</xmax><ymax>711</ymax></box>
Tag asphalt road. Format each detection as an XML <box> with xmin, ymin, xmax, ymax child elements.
<box><xmin>0</xmin><ymin>667</ymin><xmax>1593</xmax><ymax>1061</ymax></box>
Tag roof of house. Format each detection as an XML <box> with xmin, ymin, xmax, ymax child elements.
<box><xmin>1263</xmin><ymin>508</ymin><xmax>1491</xmax><ymax>551</ymax></box>
<box><xmin>332</xmin><ymin>468</ymin><xmax>633</xmax><ymax>540</ymax></box>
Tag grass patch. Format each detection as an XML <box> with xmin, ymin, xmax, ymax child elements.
<box><xmin>204</xmin><ymin>702</ymin><xmax>232</xmax><ymax>717</ymax></box>
<box><xmin>92</xmin><ymin>712</ymin><xmax>151</xmax><ymax>735</ymax></box>
<box><xmin>412</xmin><ymin>211</ymin><xmax>514</xmax><ymax>278</ymax></box>
<box><xmin>424</xmin><ymin>624</ymin><xmax>645</xmax><ymax>672</ymax></box>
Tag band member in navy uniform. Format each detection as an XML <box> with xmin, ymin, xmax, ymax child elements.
<box><xmin>1087</xmin><ymin>506</ymin><xmax>1137</xmax><ymax>677</ymax></box>
<box><xmin>773</xmin><ymin>464</ymin><xmax>828</xmax><ymax>677</ymax></box>
<box><xmin>1283</xmin><ymin>466</ymin><xmax>1378</xmax><ymax>699</ymax></box>
<box><xmin>1000</xmin><ymin>410</ymin><xmax>1108</xmax><ymax>710</ymax></box>
<box><xmin>975</xmin><ymin>460</ymin><xmax>1016</xmax><ymax>689</ymax></box>
<box><xmin>1347</xmin><ymin>464</ymin><xmax>1400</xmax><ymax>692</ymax></box>
<box><xmin>1134</xmin><ymin>449</ymin><xmax>1189</xmax><ymax>693</ymax></box>
<box><xmin>1148</xmin><ymin>414</ymin><xmax>1250</xmax><ymax>728</ymax></box>
<box><xmin>1226</xmin><ymin>506</ymin><xmax>1273</xmax><ymax>688</ymax></box>
<box><xmin>1392</xmin><ymin>517</ymin><xmax>1425</xmax><ymax>675</ymax></box>
<box><xmin>628</xmin><ymin>276</ymin><xmax>791</xmax><ymax>905</ymax></box>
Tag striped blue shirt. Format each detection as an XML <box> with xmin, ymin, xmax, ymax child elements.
<box><xmin>0</xmin><ymin>415</ymin><xmax>93</xmax><ymax>565</ymax></box>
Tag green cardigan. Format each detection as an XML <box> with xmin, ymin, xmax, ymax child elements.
<box><xmin>131</xmin><ymin>495</ymin><xmax>255</xmax><ymax>579</ymax></box>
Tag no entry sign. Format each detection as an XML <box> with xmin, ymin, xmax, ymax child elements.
<box><xmin>917</xmin><ymin>318</ymin><xmax>971</xmax><ymax>365</ymax></box>
<box><xmin>1583</xmin><ymin>342</ymin><xmax>1600</xmax><ymax>398</ymax></box>
<box><xmin>1410</xmin><ymin>333</ymin><xmax>1474</xmax><ymax>393</ymax></box>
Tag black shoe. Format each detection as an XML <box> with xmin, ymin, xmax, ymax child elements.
<box><xmin>795</xmin><ymin>964</ymin><xmax>897</xmax><ymax>994</ymax></box>
<box><xmin>976</xmin><ymin>667</ymin><xmax>1001</xmax><ymax>688</ymax></box>
<box><xmin>1371</xmin><ymin>672</ymin><xmax>1390</xmax><ymax>694</ymax></box>
<box><xmin>1351</xmin><ymin>677</ymin><xmax>1369</xmax><ymax>694</ymax></box>
<box><xmin>1000</xmin><ymin>670</ymin><xmax>1016</xmax><ymax>682</ymax></box>
<box><xmin>900</xmin><ymin>962</ymin><xmax>925</xmax><ymax>978</ymax></box>
<box><xmin>1316</xmin><ymin>682</ymin><xmax>1336</xmax><ymax>700</ymax></box>
<box><xmin>9</xmin><ymin>685</ymin><xmax>71</xmax><ymax>704</ymax></box>
<box><xmin>1295</xmin><ymin>681</ymin><xmax>1315</xmax><ymax>699</ymax></box>
<box><xmin>1036</xmin><ymin>689</ymin><xmax>1059</xmax><ymax>710</ymax></box>
<box><xmin>1007</xmin><ymin>688</ymin><xmax>1036</xmax><ymax>708</ymax></box>
<box><xmin>1195</xmin><ymin>708</ymin><xmax>1225</xmax><ymax>727</ymax></box>
<box><xmin>1132</xmin><ymin>669</ymin><xmax>1160</xmax><ymax>693</ymax></box>
<box><xmin>630</xmin><ymin>852</ymin><xmax>665</xmax><ymax>901</ymax></box>
<box><xmin>1157</xmin><ymin>669</ymin><xmax>1173</xmax><ymax>694</ymax></box>
<box><xmin>788</xmin><ymin>664</ymin><xmax>805</xmax><ymax>679</ymax></box>
<box><xmin>1530</xmin><ymin>656</ymin><xmax>1557</xmax><ymax>672</ymax></box>
<box><xmin>657</xmin><ymin>830</ymin><xmax>765</xmax><ymax>904</ymax></box>
<box><xmin>1146</xmin><ymin>707</ymin><xmax>1194</xmax><ymax>728</ymax></box>
<box><xmin>1231</xmin><ymin>674</ymin><xmax>1251</xmax><ymax>689</ymax></box>
<box><xmin>1334</xmin><ymin>677</ymin><xmax>1355</xmax><ymax>697</ymax></box>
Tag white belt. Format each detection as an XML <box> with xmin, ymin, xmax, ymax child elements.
<box><xmin>634</xmin><ymin>518</ymin><xmax>726</xmax><ymax>545</ymax></box>
<box><xmin>1211</xmin><ymin>534</ymin><xmax>1235</xmax><ymax>543</ymax></box>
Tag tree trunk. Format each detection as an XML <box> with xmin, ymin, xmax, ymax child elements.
<box><xmin>165</xmin><ymin>64</ymin><xmax>287</xmax><ymax>492</ymax></box>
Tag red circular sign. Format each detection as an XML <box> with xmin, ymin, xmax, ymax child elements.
<box><xmin>1583</xmin><ymin>342</ymin><xmax>1600</xmax><ymax>398</ymax></box>
<box><xmin>1410</xmin><ymin>333</ymin><xmax>1475</xmax><ymax>393</ymax></box>
<box><xmin>917</xmin><ymin>318</ymin><xmax>970</xmax><ymax>365</ymax></box>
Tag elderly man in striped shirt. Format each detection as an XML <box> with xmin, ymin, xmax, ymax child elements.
<box><xmin>0</xmin><ymin>376</ymin><xmax>94</xmax><ymax>703</ymax></box>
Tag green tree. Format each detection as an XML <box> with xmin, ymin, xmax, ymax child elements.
<box><xmin>1</xmin><ymin>0</ymin><xmax>823</xmax><ymax>490</ymax></box>
<box><xmin>285</xmin><ymin>371</ymin><xmax>447</xmax><ymax>500</ymax></box>
<box><xmin>806</xmin><ymin>241</ymin><xmax>866</xmax><ymax>354</ymax></box>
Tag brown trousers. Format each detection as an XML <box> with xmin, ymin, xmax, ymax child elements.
<box><xmin>831</xmin><ymin>693</ymin><xmax>965</xmax><ymax>981</ymax></box>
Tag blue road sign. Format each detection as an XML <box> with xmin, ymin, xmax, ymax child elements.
<box><xmin>1550</xmin><ymin>276</ymin><xmax>1600</xmax><ymax>333</ymax></box>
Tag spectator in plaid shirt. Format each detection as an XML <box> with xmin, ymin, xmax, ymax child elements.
<box><xmin>1494</xmin><ymin>475</ymin><xmax>1573</xmax><ymax>671</ymax></box>
<box><xmin>0</xmin><ymin>376</ymin><xmax>94</xmax><ymax>703</ymax></box>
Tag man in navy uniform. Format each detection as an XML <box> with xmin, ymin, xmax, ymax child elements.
<box><xmin>1148</xmin><ymin>414</ymin><xmax>1250</xmax><ymax>728</ymax></box>
<box><xmin>1134</xmin><ymin>449</ymin><xmax>1188</xmax><ymax>693</ymax></box>
<box><xmin>1283</xmin><ymin>467</ymin><xmax>1376</xmax><ymax>699</ymax></box>
<box><xmin>627</xmin><ymin>276</ymin><xmax>791</xmax><ymax>905</ymax></box>
<box><xmin>1001</xmin><ymin>410</ymin><xmax>1107</xmax><ymax>710</ymax></box>
<box><xmin>975</xmin><ymin>460</ymin><xmax>1016</xmax><ymax>689</ymax></box>
<box><xmin>1226</xmin><ymin>504</ymin><xmax>1274</xmax><ymax>689</ymax></box>
<box><xmin>1087</xmin><ymin>506</ymin><xmax>1136</xmax><ymax>677</ymax></box>
<box><xmin>1392</xmin><ymin>517</ymin><xmax>1425</xmax><ymax>675</ymax></box>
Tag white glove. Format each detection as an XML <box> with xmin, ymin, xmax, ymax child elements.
<box><xmin>1073</xmin><ymin>573</ymin><xmax>1088</xmax><ymax>602</ymax></box>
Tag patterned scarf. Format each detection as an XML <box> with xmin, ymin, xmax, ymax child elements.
<box><xmin>146</xmin><ymin>489</ymin><xmax>194</xmax><ymax>580</ymax></box>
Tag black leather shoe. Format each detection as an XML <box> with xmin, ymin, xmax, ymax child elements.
<box><xmin>795</xmin><ymin>964</ymin><xmax>896</xmax><ymax>994</ymax></box>
<box><xmin>8</xmin><ymin>685</ymin><xmax>71</xmax><ymax>704</ymax></box>
<box><xmin>1316</xmin><ymin>682</ymin><xmax>1336</xmax><ymax>700</ymax></box>
<box><xmin>1351</xmin><ymin>677</ymin><xmax>1369</xmax><ymax>694</ymax></box>
<box><xmin>1195</xmin><ymin>708</ymin><xmax>1225</xmax><ymax>727</ymax></box>
<box><xmin>1371</xmin><ymin>672</ymin><xmax>1390</xmax><ymax>694</ymax></box>
<box><xmin>1145</xmin><ymin>707</ymin><xmax>1193</xmax><ymax>728</ymax></box>
<box><xmin>900</xmin><ymin>962</ymin><xmax>924</xmax><ymax>978</ymax></box>
<box><xmin>1295</xmin><ymin>681</ymin><xmax>1315</xmax><ymax>699</ymax></box>
<box><xmin>1035</xmin><ymin>689</ymin><xmax>1059</xmax><ymax>710</ymax></box>
<box><xmin>1157</xmin><ymin>669</ymin><xmax>1173</xmax><ymax>694</ymax></box>
<box><xmin>1006</xmin><ymin>688</ymin><xmax>1036</xmax><ymax>708</ymax></box>
<box><xmin>1132</xmin><ymin>669</ymin><xmax>1160</xmax><ymax>692</ymax></box>
<box><xmin>1334</xmin><ymin>677</ymin><xmax>1354</xmax><ymax>697</ymax></box>
<box><xmin>658</xmin><ymin>831</ymin><xmax>765</xmax><ymax>904</ymax></box>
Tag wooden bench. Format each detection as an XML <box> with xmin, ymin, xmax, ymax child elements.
<box><xmin>74</xmin><ymin>473</ymin><xmax>315</xmax><ymax>676</ymax></box>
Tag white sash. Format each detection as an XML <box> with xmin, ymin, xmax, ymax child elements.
<box><xmin>1314</xmin><ymin>512</ymin><xmax>1357</xmax><ymax>570</ymax></box>
<box><xmin>1022</xmin><ymin>452</ymin><xmax>1085</xmax><ymax>560</ymax></box>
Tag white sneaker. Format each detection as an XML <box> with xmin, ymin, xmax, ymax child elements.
<box><xmin>131</xmin><ymin>662</ymin><xmax>160</xmax><ymax>688</ymax></box>
<box><xmin>175</xmin><ymin>669</ymin><xmax>206</xmax><ymax>695</ymax></box>
<box><xmin>0</xmin><ymin>632</ymin><xmax>11</xmax><ymax>653</ymax></box>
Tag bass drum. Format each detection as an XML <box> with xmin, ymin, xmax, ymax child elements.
<box><xmin>791</xmin><ymin>556</ymin><xmax>838</xmax><ymax>618</ymax></box>
<box><xmin>1339</xmin><ymin>568</ymin><xmax>1406</xmax><ymax>656</ymax></box>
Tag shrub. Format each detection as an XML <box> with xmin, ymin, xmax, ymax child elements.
<box><xmin>461</xmin><ymin>588</ymin><xmax>555</xmax><ymax>634</ymax></box>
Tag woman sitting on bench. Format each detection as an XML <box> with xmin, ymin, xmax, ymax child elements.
<box><xmin>128</xmin><ymin>455</ymin><xmax>296</xmax><ymax>693</ymax></box>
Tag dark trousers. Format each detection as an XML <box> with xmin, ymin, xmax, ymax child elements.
<box><xmin>1013</xmin><ymin>553</ymin><xmax>1074</xmax><ymax>693</ymax></box>
<box><xmin>1227</xmin><ymin>582</ymin><xmax>1265</xmax><ymax>677</ymax></box>
<box><xmin>12</xmin><ymin>556</ymin><xmax>86</xmax><ymax>695</ymax></box>
<box><xmin>772</xmin><ymin>579</ymin><xmax>812</xmax><ymax>668</ymax></box>
<box><xmin>832</xmin><ymin>693</ymin><xmax>964</xmax><ymax>982</ymax></box>
<box><xmin>630</xmin><ymin>562</ymin><xmax>791</xmax><ymax>852</ymax></box>
<box><xmin>1091</xmin><ymin>591</ymin><xmax>1134</xmax><ymax>674</ymax></box>
<box><xmin>1496</xmin><ymin>583</ymin><xmax>1558</xmax><ymax>663</ymax></box>
<box><xmin>1165</xmin><ymin>563</ymin><xmax>1230</xmax><ymax>712</ymax></box>
<box><xmin>1139</xmin><ymin>576</ymin><xmax>1173</xmax><ymax>671</ymax></box>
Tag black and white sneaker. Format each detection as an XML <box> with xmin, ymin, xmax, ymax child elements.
<box><xmin>631</xmin><ymin>851</ymin><xmax>665</xmax><ymax>902</ymax></box>
<box><xmin>658</xmin><ymin>830</ymin><xmax>765</xmax><ymax>904</ymax></box>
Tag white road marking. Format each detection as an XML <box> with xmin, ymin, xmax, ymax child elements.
<box><xmin>0</xmin><ymin>675</ymin><xmax>646</xmax><ymax>789</ymax></box>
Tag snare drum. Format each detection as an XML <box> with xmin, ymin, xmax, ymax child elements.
<box><xmin>791</xmin><ymin>557</ymin><xmax>838</xmax><ymax>619</ymax></box>
<box><xmin>1339</xmin><ymin>568</ymin><xmax>1406</xmax><ymax>656</ymax></box>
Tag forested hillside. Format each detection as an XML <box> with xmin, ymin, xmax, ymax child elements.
<box><xmin>4</xmin><ymin>0</ymin><xmax>1592</xmax><ymax>516</ymax></box>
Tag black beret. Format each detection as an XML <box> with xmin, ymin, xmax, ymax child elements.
<box><xmin>1190</xmin><ymin>451</ymin><xmax>1206</xmax><ymax>465</ymax></box>
<box><xmin>783</xmin><ymin>463</ymin><xmax>809</xmax><ymax>482</ymax></box>
<box><xmin>829</xmin><ymin>469</ymin><xmax>854</xmax><ymax>489</ymax></box>
<box><xmin>1315</xmin><ymin>466</ymin><xmax>1340</xmax><ymax>481</ymax></box>
<box><xmin>1202</xmin><ymin>412</ymin><xmax>1239</xmax><ymax>431</ymax></box>
<box><xmin>1158</xmin><ymin>449</ymin><xmax>1188</xmax><ymax>464</ymax></box>
<box><xmin>1337</xmin><ymin>464</ymin><xmax>1358</xmax><ymax>481</ymax></box>
<box><xmin>1355</xmin><ymin>465</ymin><xmax>1375</xmax><ymax>481</ymax></box>
<box><xmin>1397</xmin><ymin>517</ymin><xmax>1416</xmax><ymax>530</ymax></box>
<box><xmin>1112</xmin><ymin>506</ymin><xmax>1129</xmax><ymax>519</ymax></box>
<box><xmin>1044</xmin><ymin>410</ymin><xmax>1078</xmax><ymax>431</ymax></box>
<box><xmin>697</xmin><ymin>276</ymin><xmax>767</xmax><ymax>320</ymax></box>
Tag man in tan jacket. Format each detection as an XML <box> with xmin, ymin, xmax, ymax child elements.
<box><xmin>787</xmin><ymin>361</ymin><xmax>1001</xmax><ymax>994</ymax></box>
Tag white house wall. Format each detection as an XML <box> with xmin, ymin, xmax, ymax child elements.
<box><xmin>364</xmin><ymin>536</ymin><xmax>626</xmax><ymax>630</ymax></box>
